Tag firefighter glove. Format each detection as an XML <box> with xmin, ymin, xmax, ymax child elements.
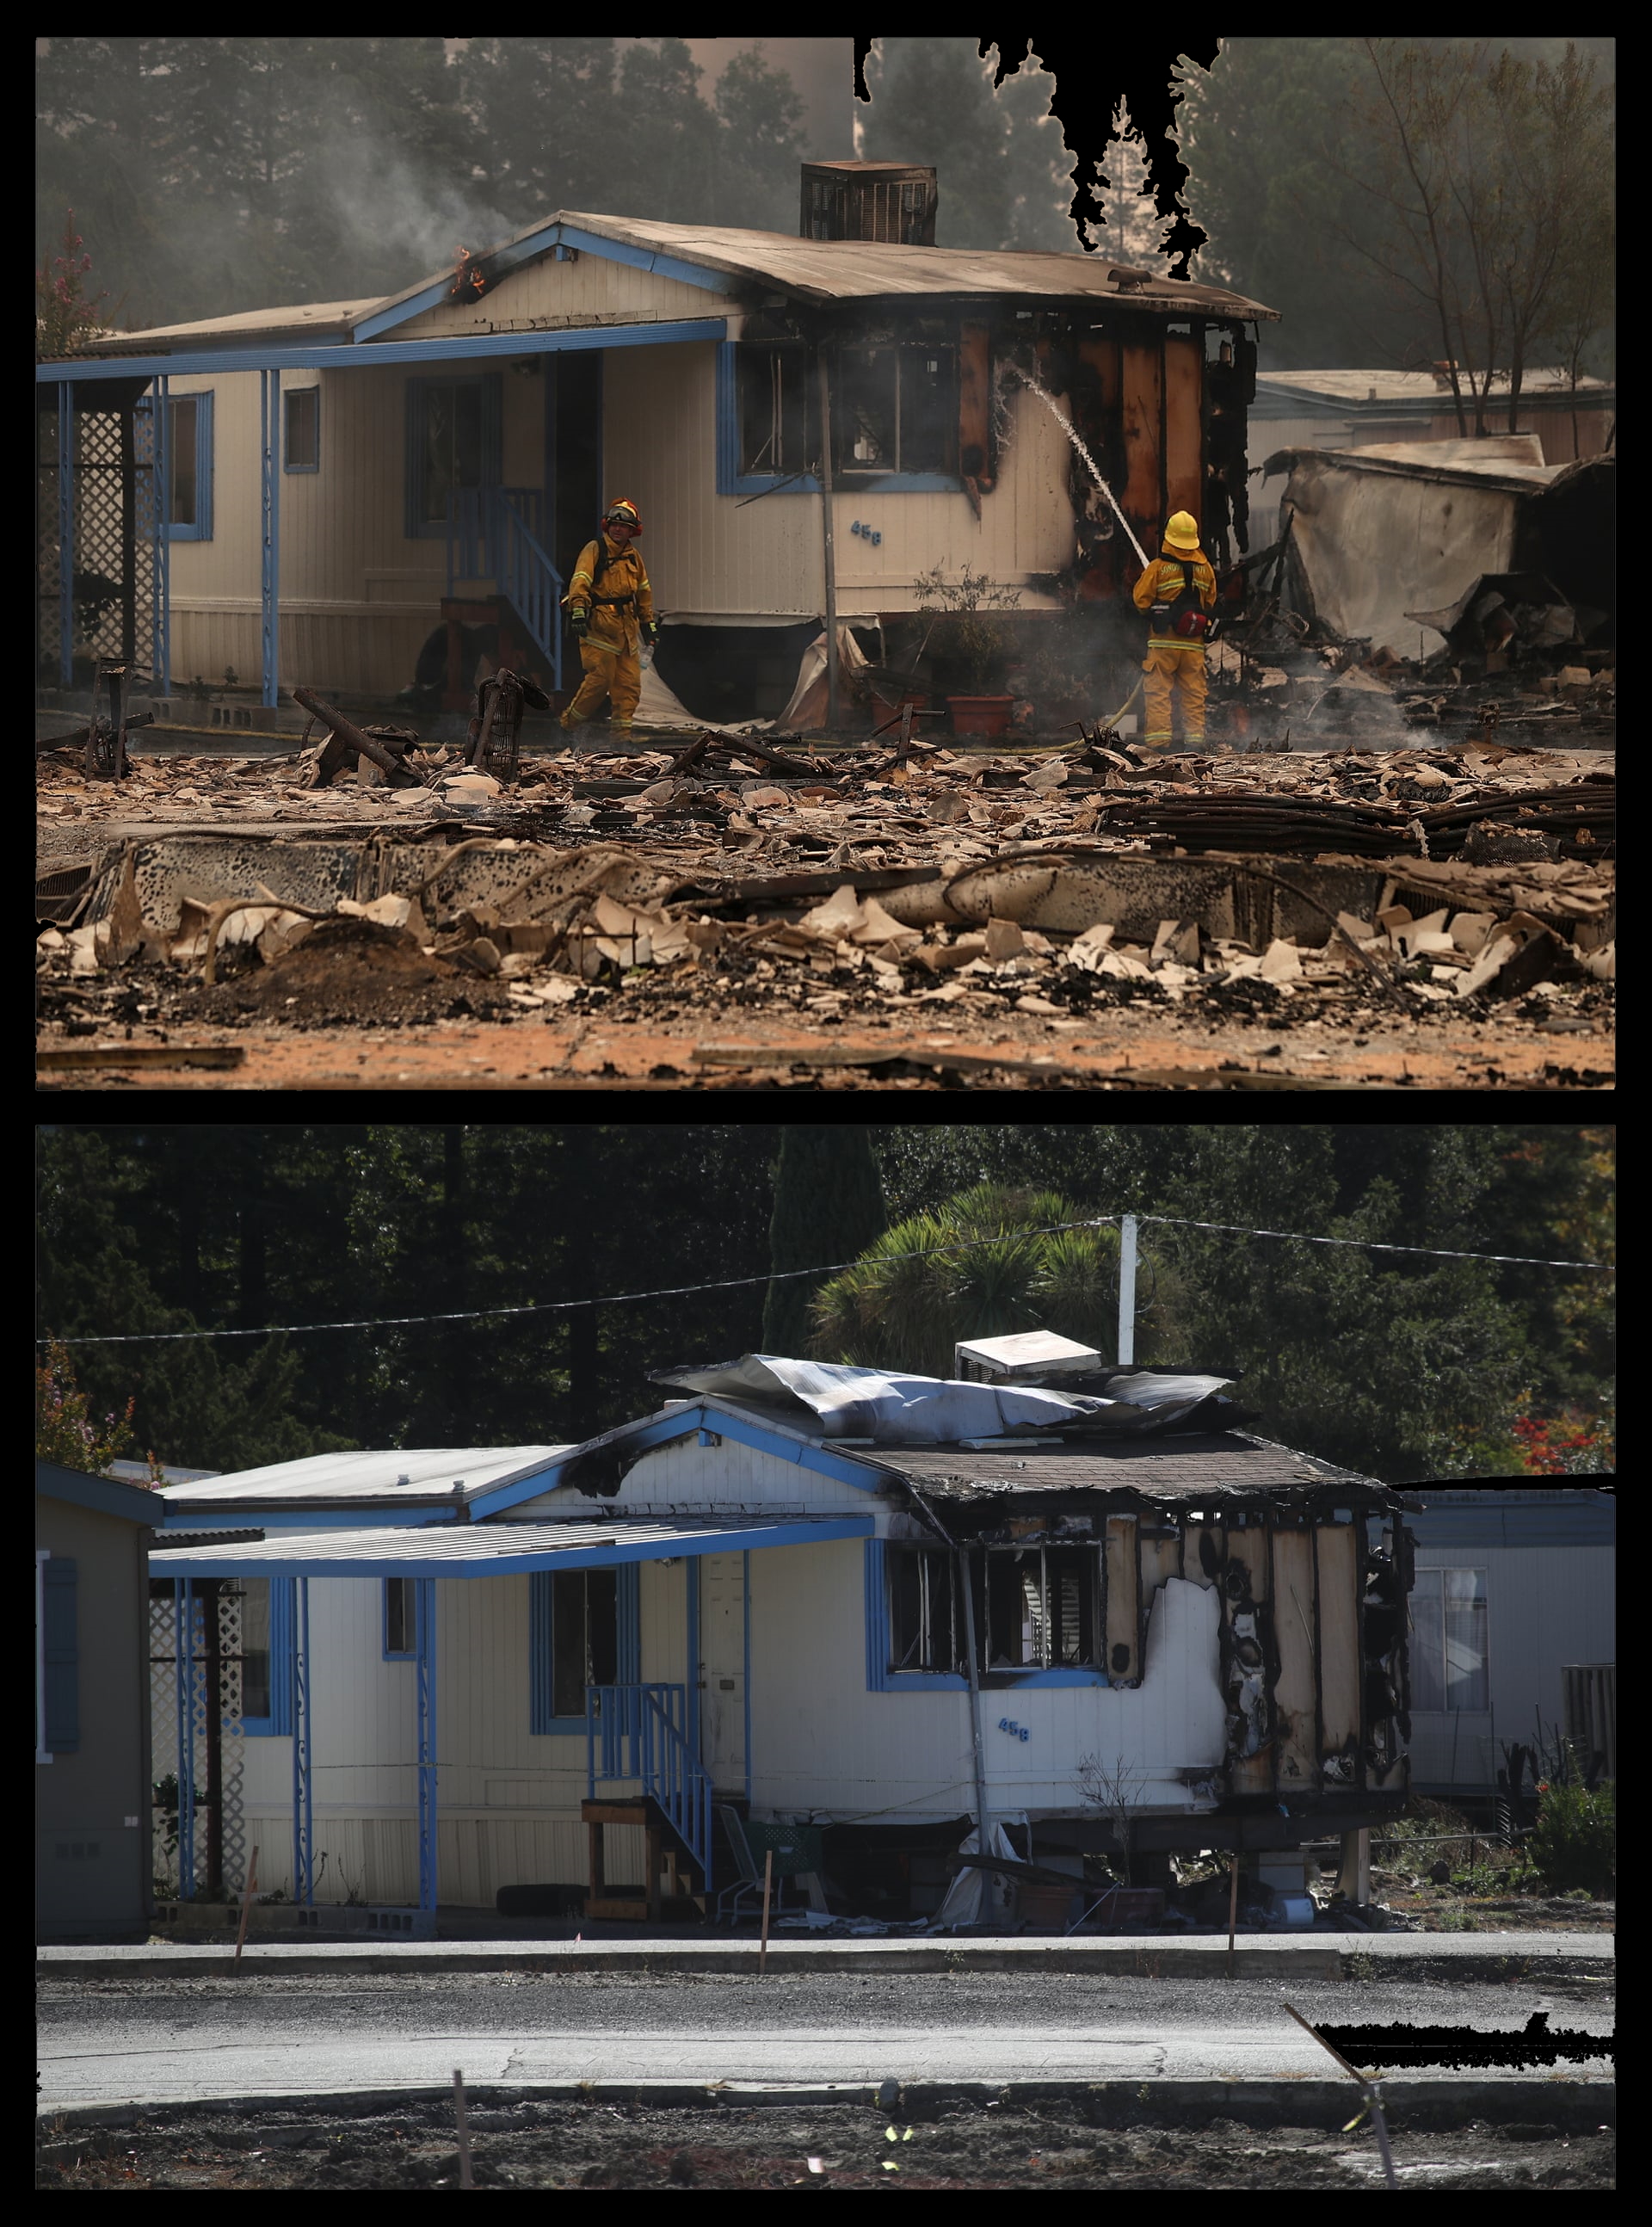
<box><xmin>570</xmin><ymin>608</ymin><xmax>590</xmax><ymax>638</ymax></box>
<box><xmin>644</xmin><ymin>620</ymin><xmax>660</xmax><ymax>647</ymax></box>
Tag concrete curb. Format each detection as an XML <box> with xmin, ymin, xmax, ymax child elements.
<box><xmin>38</xmin><ymin>1931</ymin><xmax>1613</xmax><ymax>1983</ymax></box>
<box><xmin>34</xmin><ymin>2075</ymin><xmax>1616</xmax><ymax>2137</ymax></box>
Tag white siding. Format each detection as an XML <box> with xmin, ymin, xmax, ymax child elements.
<box><xmin>510</xmin><ymin>1435</ymin><xmax>883</xmax><ymax>1519</ymax></box>
<box><xmin>750</xmin><ymin>1544</ymin><xmax>1224</xmax><ymax>1822</ymax></box>
<box><xmin>607</xmin><ymin>348</ymin><xmax>1074</xmax><ymax>620</ymax></box>
<box><xmin>394</xmin><ymin>253</ymin><xmax>720</xmax><ymax>341</ymax></box>
<box><xmin>1408</xmin><ymin>1544</ymin><xmax>1615</xmax><ymax>1789</ymax></box>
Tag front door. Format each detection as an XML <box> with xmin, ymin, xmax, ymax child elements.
<box><xmin>700</xmin><ymin>1553</ymin><xmax>747</xmax><ymax>1797</ymax></box>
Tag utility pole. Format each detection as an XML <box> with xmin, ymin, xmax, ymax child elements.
<box><xmin>817</xmin><ymin>346</ymin><xmax>841</xmax><ymax>730</ymax></box>
<box><xmin>1118</xmin><ymin>1213</ymin><xmax>1138</xmax><ymax>1366</ymax></box>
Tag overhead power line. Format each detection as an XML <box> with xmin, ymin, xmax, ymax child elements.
<box><xmin>37</xmin><ymin>1211</ymin><xmax>1611</xmax><ymax>1349</ymax></box>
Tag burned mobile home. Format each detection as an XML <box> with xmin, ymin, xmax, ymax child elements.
<box><xmin>40</xmin><ymin>160</ymin><xmax>1275</xmax><ymax>726</ymax></box>
<box><xmin>146</xmin><ymin>1337</ymin><xmax>1413</xmax><ymax>1926</ymax></box>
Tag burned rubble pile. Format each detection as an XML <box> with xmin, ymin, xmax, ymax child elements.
<box><xmin>36</xmin><ymin>726</ymin><xmax>1615</xmax><ymax>1057</ymax></box>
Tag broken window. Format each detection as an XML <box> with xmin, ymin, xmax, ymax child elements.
<box><xmin>1409</xmin><ymin>1567</ymin><xmax>1488</xmax><ymax>1711</ymax></box>
<box><xmin>985</xmin><ymin>1545</ymin><xmax>1102</xmax><ymax>1669</ymax></box>
<box><xmin>887</xmin><ymin>1546</ymin><xmax>959</xmax><ymax>1671</ymax></box>
<box><xmin>737</xmin><ymin>343</ymin><xmax>815</xmax><ymax>476</ymax></box>
<box><xmin>836</xmin><ymin>344</ymin><xmax>957</xmax><ymax>475</ymax></box>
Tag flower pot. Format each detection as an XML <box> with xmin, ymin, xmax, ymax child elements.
<box><xmin>947</xmin><ymin>693</ymin><xmax>1013</xmax><ymax>738</ymax></box>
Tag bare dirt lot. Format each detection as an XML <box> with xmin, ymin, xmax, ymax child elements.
<box><xmin>34</xmin><ymin>2094</ymin><xmax>1615</xmax><ymax>2190</ymax></box>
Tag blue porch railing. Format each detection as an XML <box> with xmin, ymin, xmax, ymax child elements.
<box><xmin>586</xmin><ymin>1682</ymin><xmax>712</xmax><ymax>1885</ymax></box>
<box><xmin>445</xmin><ymin>485</ymin><xmax>564</xmax><ymax>692</ymax></box>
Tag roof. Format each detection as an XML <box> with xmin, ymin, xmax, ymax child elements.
<box><xmin>1261</xmin><ymin>442</ymin><xmax>1563</xmax><ymax>497</ymax></box>
<box><xmin>153</xmin><ymin>1445</ymin><xmax>578</xmax><ymax>1524</ymax></box>
<box><xmin>94</xmin><ymin>209</ymin><xmax>1278</xmax><ymax>355</ymax></box>
<box><xmin>1256</xmin><ymin>367</ymin><xmax>1613</xmax><ymax>408</ymax></box>
<box><xmin>108</xmin><ymin>1459</ymin><xmax>220</xmax><ymax>1485</ymax></box>
<box><xmin>36</xmin><ymin>1458</ymin><xmax>163</xmax><ymax>1527</ymax></box>
<box><xmin>150</xmin><ymin>1514</ymin><xmax>872</xmax><ymax>1579</ymax></box>
<box><xmin>1405</xmin><ymin>1485</ymin><xmax>1615</xmax><ymax>1549</ymax></box>
<box><xmin>870</xmin><ymin>1433</ymin><xmax>1406</xmax><ymax>1507</ymax></box>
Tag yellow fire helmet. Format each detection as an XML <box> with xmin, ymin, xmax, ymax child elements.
<box><xmin>604</xmin><ymin>499</ymin><xmax>641</xmax><ymax>534</ymax></box>
<box><xmin>1162</xmin><ymin>510</ymin><xmax>1200</xmax><ymax>551</ymax></box>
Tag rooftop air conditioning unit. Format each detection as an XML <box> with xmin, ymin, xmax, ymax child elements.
<box><xmin>952</xmin><ymin>1331</ymin><xmax>1103</xmax><ymax>1384</ymax></box>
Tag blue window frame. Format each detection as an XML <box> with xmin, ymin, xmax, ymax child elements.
<box><xmin>283</xmin><ymin>385</ymin><xmax>320</xmax><ymax>472</ymax></box>
<box><xmin>165</xmin><ymin>391</ymin><xmax>214</xmax><ymax>540</ymax></box>
<box><xmin>239</xmin><ymin>1576</ymin><xmax>294</xmax><ymax>1735</ymax></box>
<box><xmin>384</xmin><ymin>1576</ymin><xmax>417</xmax><ymax>1661</ymax></box>
<box><xmin>404</xmin><ymin>372</ymin><xmax>502</xmax><ymax>539</ymax></box>
<box><xmin>717</xmin><ymin>340</ymin><xmax>962</xmax><ymax>497</ymax></box>
<box><xmin>530</xmin><ymin>1564</ymin><xmax>640</xmax><ymax>1730</ymax></box>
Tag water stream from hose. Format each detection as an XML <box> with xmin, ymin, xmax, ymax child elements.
<box><xmin>1008</xmin><ymin>367</ymin><xmax>1150</xmax><ymax>568</ymax></box>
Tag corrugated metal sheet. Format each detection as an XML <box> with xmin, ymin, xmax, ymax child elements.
<box><xmin>1406</xmin><ymin>1489</ymin><xmax>1615</xmax><ymax>1548</ymax></box>
<box><xmin>151</xmin><ymin>1515</ymin><xmax>873</xmax><ymax>1576</ymax></box>
<box><xmin>157</xmin><ymin>1446</ymin><xmax>576</xmax><ymax>1510</ymax></box>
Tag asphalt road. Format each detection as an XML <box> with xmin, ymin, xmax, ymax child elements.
<box><xmin>37</xmin><ymin>1971</ymin><xmax>1614</xmax><ymax>2112</ymax></box>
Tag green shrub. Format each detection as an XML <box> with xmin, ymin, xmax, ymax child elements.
<box><xmin>1526</xmin><ymin>1773</ymin><xmax>1614</xmax><ymax>1897</ymax></box>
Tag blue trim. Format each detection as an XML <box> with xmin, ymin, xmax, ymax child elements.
<box><xmin>687</xmin><ymin>1404</ymin><xmax>882</xmax><ymax>1490</ymax></box>
<box><xmin>742</xmin><ymin>1549</ymin><xmax>752</xmax><ymax>1806</ymax></box>
<box><xmin>416</xmin><ymin>1575</ymin><xmax>437</xmax><ymax>1914</ymax></box>
<box><xmin>164</xmin><ymin>390</ymin><xmax>213</xmax><ymax>541</ymax></box>
<box><xmin>686</xmin><ymin>1556</ymin><xmax>700</xmax><ymax>1767</ymax></box>
<box><xmin>44</xmin><ymin>319</ymin><xmax>728</xmax><ymax>382</ymax></box>
<box><xmin>293</xmin><ymin>1577</ymin><xmax>313</xmax><ymax>1904</ymax></box>
<box><xmin>716</xmin><ymin>338</ymin><xmax>965</xmax><ymax>496</ymax></box>
<box><xmin>383</xmin><ymin>1576</ymin><xmax>417</xmax><ymax>1660</ymax></box>
<box><xmin>282</xmin><ymin>382</ymin><xmax>320</xmax><ymax>472</ymax></box>
<box><xmin>351</xmin><ymin>221</ymin><xmax>738</xmax><ymax>343</ymax></box>
<box><xmin>57</xmin><ymin>380</ymin><xmax>75</xmax><ymax>684</ymax></box>
<box><xmin>529</xmin><ymin>1564</ymin><xmax>644</xmax><ymax>1734</ymax></box>
<box><xmin>151</xmin><ymin>375</ymin><xmax>170</xmax><ymax>693</ymax></box>
<box><xmin>259</xmin><ymin>369</ymin><xmax>280</xmax><ymax>706</ymax></box>
<box><xmin>242</xmin><ymin>1575</ymin><xmax>295</xmax><ymax>1737</ymax></box>
<box><xmin>405</xmin><ymin>370</ymin><xmax>502</xmax><ymax>543</ymax></box>
<box><xmin>36</xmin><ymin>1459</ymin><xmax>161</xmax><ymax>1527</ymax></box>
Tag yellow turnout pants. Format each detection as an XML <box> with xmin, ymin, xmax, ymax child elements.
<box><xmin>561</xmin><ymin>632</ymin><xmax>642</xmax><ymax>731</ymax></box>
<box><xmin>1142</xmin><ymin>642</ymin><xmax>1207</xmax><ymax>746</ymax></box>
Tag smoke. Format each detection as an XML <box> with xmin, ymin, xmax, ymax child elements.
<box><xmin>304</xmin><ymin>130</ymin><xmax>518</xmax><ymax>299</ymax></box>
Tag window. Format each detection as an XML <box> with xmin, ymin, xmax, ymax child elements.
<box><xmin>284</xmin><ymin>386</ymin><xmax>319</xmax><ymax>472</ymax></box>
<box><xmin>237</xmin><ymin>1576</ymin><xmax>294</xmax><ymax>1734</ymax></box>
<box><xmin>404</xmin><ymin>373</ymin><xmax>502</xmax><ymax>537</ymax></box>
<box><xmin>165</xmin><ymin>392</ymin><xmax>214</xmax><ymax>540</ymax></box>
<box><xmin>384</xmin><ymin>1577</ymin><xmax>417</xmax><ymax>1660</ymax></box>
<box><xmin>1409</xmin><ymin>1568</ymin><xmax>1489</xmax><ymax>1712</ymax></box>
<box><xmin>880</xmin><ymin>1541</ymin><xmax>1103</xmax><ymax>1679</ymax></box>
<box><xmin>737</xmin><ymin>343</ymin><xmax>815</xmax><ymax>477</ymax></box>
<box><xmin>529</xmin><ymin>1565</ymin><xmax>640</xmax><ymax>1730</ymax></box>
<box><xmin>888</xmin><ymin>1546</ymin><xmax>959</xmax><ymax>1672</ymax></box>
<box><xmin>836</xmin><ymin>344</ymin><xmax>956</xmax><ymax>475</ymax></box>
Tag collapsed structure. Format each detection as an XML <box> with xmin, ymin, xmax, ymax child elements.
<box><xmin>148</xmin><ymin>1340</ymin><xmax>1415</xmax><ymax>1927</ymax></box>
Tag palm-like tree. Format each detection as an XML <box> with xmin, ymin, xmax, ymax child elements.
<box><xmin>806</xmin><ymin>1184</ymin><xmax>1120</xmax><ymax>1379</ymax></box>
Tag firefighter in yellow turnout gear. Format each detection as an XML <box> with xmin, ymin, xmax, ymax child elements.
<box><xmin>559</xmin><ymin>499</ymin><xmax>657</xmax><ymax>737</ymax></box>
<box><xmin>1131</xmin><ymin>509</ymin><xmax>1216</xmax><ymax>751</ymax></box>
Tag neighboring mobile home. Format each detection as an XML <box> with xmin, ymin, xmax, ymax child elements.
<box><xmin>148</xmin><ymin>1354</ymin><xmax>1414</xmax><ymax>1924</ymax></box>
<box><xmin>35</xmin><ymin>1459</ymin><xmax>159</xmax><ymax>1938</ymax></box>
<box><xmin>39</xmin><ymin>162</ymin><xmax>1276</xmax><ymax>721</ymax></box>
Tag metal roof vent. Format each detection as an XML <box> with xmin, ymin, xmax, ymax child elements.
<box><xmin>952</xmin><ymin>1331</ymin><xmax>1103</xmax><ymax>1384</ymax></box>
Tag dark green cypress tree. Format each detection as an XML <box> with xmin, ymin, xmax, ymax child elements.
<box><xmin>761</xmin><ymin>1127</ymin><xmax>885</xmax><ymax>1358</ymax></box>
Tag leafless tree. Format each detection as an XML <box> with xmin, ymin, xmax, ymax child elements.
<box><xmin>1075</xmin><ymin>1749</ymin><xmax>1148</xmax><ymax>1886</ymax></box>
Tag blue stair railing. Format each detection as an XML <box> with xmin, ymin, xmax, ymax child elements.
<box><xmin>445</xmin><ymin>486</ymin><xmax>564</xmax><ymax>693</ymax></box>
<box><xmin>586</xmin><ymin>1683</ymin><xmax>712</xmax><ymax>1886</ymax></box>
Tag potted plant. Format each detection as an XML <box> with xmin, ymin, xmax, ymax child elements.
<box><xmin>914</xmin><ymin>564</ymin><xmax>1022</xmax><ymax>737</ymax></box>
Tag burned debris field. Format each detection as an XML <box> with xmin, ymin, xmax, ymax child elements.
<box><xmin>36</xmin><ymin>717</ymin><xmax>1612</xmax><ymax>1093</ymax></box>
<box><xmin>35</xmin><ymin>2092</ymin><xmax>1615</xmax><ymax>2191</ymax></box>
